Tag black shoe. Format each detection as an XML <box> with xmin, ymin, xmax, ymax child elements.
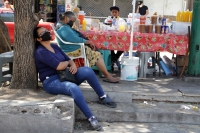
<box><xmin>89</xmin><ymin>117</ymin><xmax>102</xmax><ymax>131</ymax></box>
<box><xmin>98</xmin><ymin>95</ymin><xmax>117</xmax><ymax>108</ymax></box>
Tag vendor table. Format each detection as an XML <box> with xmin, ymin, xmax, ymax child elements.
<box><xmin>82</xmin><ymin>31</ymin><xmax>188</xmax><ymax>55</ymax></box>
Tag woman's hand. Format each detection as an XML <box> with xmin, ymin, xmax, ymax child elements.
<box><xmin>85</xmin><ymin>40</ymin><xmax>96</xmax><ymax>50</ymax></box>
<box><xmin>68</xmin><ymin>60</ymin><xmax>77</xmax><ymax>74</ymax></box>
<box><xmin>90</xmin><ymin>43</ymin><xmax>96</xmax><ymax>50</ymax></box>
<box><xmin>89</xmin><ymin>42</ymin><xmax>96</xmax><ymax>50</ymax></box>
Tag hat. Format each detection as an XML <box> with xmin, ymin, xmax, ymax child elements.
<box><xmin>110</xmin><ymin>6</ymin><xmax>119</xmax><ymax>12</ymax></box>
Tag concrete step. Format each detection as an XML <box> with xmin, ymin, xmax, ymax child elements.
<box><xmin>80</xmin><ymin>82</ymin><xmax>200</xmax><ymax>104</ymax></box>
<box><xmin>132</xmin><ymin>94</ymin><xmax>200</xmax><ymax>104</ymax></box>
<box><xmin>81</xmin><ymin>88</ymin><xmax>200</xmax><ymax>104</ymax></box>
<box><xmin>75</xmin><ymin>102</ymin><xmax>200</xmax><ymax>125</ymax></box>
<box><xmin>74</xmin><ymin>121</ymin><xmax>200</xmax><ymax>133</ymax></box>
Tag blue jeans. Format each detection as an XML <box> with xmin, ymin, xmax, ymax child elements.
<box><xmin>42</xmin><ymin>67</ymin><xmax>105</xmax><ymax>119</ymax></box>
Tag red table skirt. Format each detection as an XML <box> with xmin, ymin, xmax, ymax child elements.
<box><xmin>82</xmin><ymin>31</ymin><xmax>188</xmax><ymax>55</ymax></box>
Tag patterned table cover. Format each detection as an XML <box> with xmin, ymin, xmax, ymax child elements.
<box><xmin>82</xmin><ymin>31</ymin><xmax>188</xmax><ymax>55</ymax></box>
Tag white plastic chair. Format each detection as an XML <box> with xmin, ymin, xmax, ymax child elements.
<box><xmin>50</xmin><ymin>24</ymin><xmax>89</xmax><ymax>67</ymax></box>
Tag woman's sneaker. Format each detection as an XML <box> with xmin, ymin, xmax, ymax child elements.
<box><xmin>98</xmin><ymin>95</ymin><xmax>117</xmax><ymax>108</ymax></box>
<box><xmin>89</xmin><ymin>116</ymin><xmax>102</xmax><ymax>131</ymax></box>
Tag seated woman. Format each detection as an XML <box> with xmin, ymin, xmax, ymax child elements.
<box><xmin>56</xmin><ymin>11</ymin><xmax>119</xmax><ymax>83</ymax></box>
<box><xmin>34</xmin><ymin>27</ymin><xmax>117</xmax><ymax>131</ymax></box>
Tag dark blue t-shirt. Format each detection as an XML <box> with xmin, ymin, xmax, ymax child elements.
<box><xmin>34</xmin><ymin>44</ymin><xmax>70</xmax><ymax>82</ymax></box>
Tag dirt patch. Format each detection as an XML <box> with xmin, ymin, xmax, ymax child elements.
<box><xmin>0</xmin><ymin>81</ymin><xmax>56</xmax><ymax>101</ymax></box>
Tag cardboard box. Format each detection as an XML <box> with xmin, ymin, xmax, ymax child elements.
<box><xmin>163</xmin><ymin>15</ymin><xmax>176</xmax><ymax>23</ymax></box>
<box><xmin>176</xmin><ymin>55</ymin><xmax>188</xmax><ymax>67</ymax></box>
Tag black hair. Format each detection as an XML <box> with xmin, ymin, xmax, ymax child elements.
<box><xmin>59</xmin><ymin>13</ymin><xmax>65</xmax><ymax>21</ymax></box>
<box><xmin>33</xmin><ymin>27</ymin><xmax>42</xmax><ymax>49</ymax></box>
<box><xmin>59</xmin><ymin>11</ymin><xmax>75</xmax><ymax>21</ymax></box>
<box><xmin>110</xmin><ymin>6</ymin><xmax>120</xmax><ymax>12</ymax></box>
<box><xmin>138</xmin><ymin>1</ymin><xmax>143</xmax><ymax>5</ymax></box>
<box><xmin>77</xmin><ymin>5</ymin><xmax>82</xmax><ymax>10</ymax></box>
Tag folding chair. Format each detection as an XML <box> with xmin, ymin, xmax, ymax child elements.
<box><xmin>50</xmin><ymin>24</ymin><xmax>89</xmax><ymax>67</ymax></box>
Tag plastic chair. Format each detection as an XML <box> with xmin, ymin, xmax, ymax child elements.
<box><xmin>0</xmin><ymin>51</ymin><xmax>13</xmax><ymax>83</ymax></box>
<box><xmin>50</xmin><ymin>24</ymin><xmax>89</xmax><ymax>67</ymax></box>
<box><xmin>137</xmin><ymin>52</ymin><xmax>156</xmax><ymax>78</ymax></box>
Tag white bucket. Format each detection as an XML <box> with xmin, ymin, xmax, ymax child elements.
<box><xmin>121</xmin><ymin>56</ymin><xmax>139</xmax><ymax>81</ymax></box>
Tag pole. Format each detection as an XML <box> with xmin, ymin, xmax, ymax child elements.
<box><xmin>113</xmin><ymin>0</ymin><xmax>116</xmax><ymax>6</ymax></box>
<box><xmin>188</xmin><ymin>0</ymin><xmax>200</xmax><ymax>76</ymax></box>
<box><xmin>129</xmin><ymin>0</ymin><xmax>136</xmax><ymax>59</ymax></box>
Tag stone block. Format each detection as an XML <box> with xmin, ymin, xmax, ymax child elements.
<box><xmin>0</xmin><ymin>95</ymin><xmax>74</xmax><ymax>133</ymax></box>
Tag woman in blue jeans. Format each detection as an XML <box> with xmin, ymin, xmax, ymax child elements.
<box><xmin>34</xmin><ymin>27</ymin><xmax>117</xmax><ymax>131</ymax></box>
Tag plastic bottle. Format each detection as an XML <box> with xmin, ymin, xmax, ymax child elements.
<box><xmin>78</xmin><ymin>11</ymin><xmax>85</xmax><ymax>25</ymax></box>
<box><xmin>127</xmin><ymin>18</ymin><xmax>131</xmax><ymax>32</ymax></box>
<box><xmin>189</xmin><ymin>11</ymin><xmax>193</xmax><ymax>22</ymax></box>
<box><xmin>181</xmin><ymin>11</ymin><xmax>185</xmax><ymax>22</ymax></box>
<box><xmin>82</xmin><ymin>19</ymin><xmax>87</xmax><ymax>31</ymax></box>
<box><xmin>186</xmin><ymin>9</ymin><xmax>190</xmax><ymax>22</ymax></box>
<box><xmin>112</xmin><ymin>17</ymin><xmax>116</xmax><ymax>26</ymax></box>
<box><xmin>176</xmin><ymin>11</ymin><xmax>181</xmax><ymax>21</ymax></box>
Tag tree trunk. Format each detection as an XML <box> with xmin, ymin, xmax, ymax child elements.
<box><xmin>0</xmin><ymin>20</ymin><xmax>12</xmax><ymax>54</ymax></box>
<box><xmin>10</xmin><ymin>0</ymin><xmax>39</xmax><ymax>89</ymax></box>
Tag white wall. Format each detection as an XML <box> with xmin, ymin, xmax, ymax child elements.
<box><xmin>143</xmin><ymin>0</ymin><xmax>185</xmax><ymax>16</ymax></box>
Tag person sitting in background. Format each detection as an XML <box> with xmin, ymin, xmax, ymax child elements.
<box><xmin>34</xmin><ymin>26</ymin><xmax>117</xmax><ymax>131</ymax></box>
<box><xmin>136</xmin><ymin>1</ymin><xmax>149</xmax><ymax>16</ymax></box>
<box><xmin>104</xmin><ymin>6</ymin><xmax>124</xmax><ymax>71</ymax></box>
<box><xmin>3</xmin><ymin>0</ymin><xmax>13</xmax><ymax>11</ymax></box>
<box><xmin>104</xmin><ymin>6</ymin><xmax>125</xmax><ymax>25</ymax></box>
<box><xmin>56</xmin><ymin>11</ymin><xmax>119</xmax><ymax>83</ymax></box>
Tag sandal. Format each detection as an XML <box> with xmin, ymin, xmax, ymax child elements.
<box><xmin>98</xmin><ymin>95</ymin><xmax>117</xmax><ymax>108</ymax></box>
<box><xmin>103</xmin><ymin>79</ymin><xmax>119</xmax><ymax>83</ymax></box>
<box><xmin>101</xmin><ymin>73</ymin><xmax>116</xmax><ymax>78</ymax></box>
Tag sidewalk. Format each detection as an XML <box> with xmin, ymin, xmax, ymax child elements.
<box><xmin>1</xmin><ymin>66</ymin><xmax>200</xmax><ymax>133</ymax></box>
<box><xmin>74</xmin><ymin>122</ymin><xmax>200</xmax><ymax>133</ymax></box>
<box><xmin>80</xmin><ymin>70</ymin><xmax>200</xmax><ymax>103</ymax></box>
<box><xmin>75</xmin><ymin>70</ymin><xmax>200</xmax><ymax>132</ymax></box>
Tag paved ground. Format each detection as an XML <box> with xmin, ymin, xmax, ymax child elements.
<box><xmin>74</xmin><ymin>67</ymin><xmax>200</xmax><ymax>133</ymax></box>
<box><xmin>1</xmin><ymin>60</ymin><xmax>200</xmax><ymax>133</ymax></box>
<box><xmin>74</xmin><ymin>122</ymin><xmax>200</xmax><ymax>133</ymax></box>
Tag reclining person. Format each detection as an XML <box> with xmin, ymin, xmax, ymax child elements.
<box><xmin>56</xmin><ymin>11</ymin><xmax>119</xmax><ymax>83</ymax></box>
<box><xmin>34</xmin><ymin>27</ymin><xmax>117</xmax><ymax>131</ymax></box>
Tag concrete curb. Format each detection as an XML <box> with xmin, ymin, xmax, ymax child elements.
<box><xmin>76</xmin><ymin>102</ymin><xmax>200</xmax><ymax>125</ymax></box>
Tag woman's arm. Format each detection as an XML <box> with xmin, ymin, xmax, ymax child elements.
<box><xmin>57</xmin><ymin>25</ymin><xmax>87</xmax><ymax>43</ymax></box>
<box><xmin>136</xmin><ymin>6</ymin><xmax>139</xmax><ymax>13</ymax></box>
<box><xmin>56</xmin><ymin>61</ymin><xmax>70</xmax><ymax>70</ymax></box>
<box><xmin>145</xmin><ymin>10</ymin><xmax>149</xmax><ymax>16</ymax></box>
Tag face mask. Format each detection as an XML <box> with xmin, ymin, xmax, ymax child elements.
<box><xmin>67</xmin><ymin>20</ymin><xmax>74</xmax><ymax>27</ymax></box>
<box><xmin>41</xmin><ymin>32</ymin><xmax>51</xmax><ymax>41</ymax></box>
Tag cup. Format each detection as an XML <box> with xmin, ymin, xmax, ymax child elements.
<box><xmin>145</xmin><ymin>24</ymin><xmax>153</xmax><ymax>33</ymax></box>
<box><xmin>119</xmin><ymin>25</ymin><xmax>126</xmax><ymax>32</ymax></box>
<box><xmin>155</xmin><ymin>25</ymin><xmax>161</xmax><ymax>34</ymax></box>
<box><xmin>151</xmin><ymin>15</ymin><xmax>158</xmax><ymax>24</ymax></box>
<box><xmin>139</xmin><ymin>24</ymin><xmax>146</xmax><ymax>33</ymax></box>
<box><xmin>118</xmin><ymin>20</ymin><xmax>127</xmax><ymax>32</ymax></box>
